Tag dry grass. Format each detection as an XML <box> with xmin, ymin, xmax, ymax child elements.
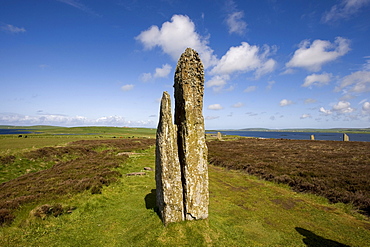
<box><xmin>207</xmin><ymin>138</ymin><xmax>370</xmax><ymax>215</ymax></box>
<box><xmin>0</xmin><ymin>138</ymin><xmax>155</xmax><ymax>226</ymax></box>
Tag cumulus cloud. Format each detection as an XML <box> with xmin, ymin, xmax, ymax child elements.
<box><xmin>279</xmin><ymin>99</ymin><xmax>294</xmax><ymax>106</ymax></box>
<box><xmin>305</xmin><ymin>98</ymin><xmax>317</xmax><ymax>104</ymax></box>
<box><xmin>135</xmin><ymin>14</ymin><xmax>217</xmax><ymax>68</ymax></box>
<box><xmin>232</xmin><ymin>102</ymin><xmax>244</xmax><ymax>108</ymax></box>
<box><xmin>322</xmin><ymin>0</ymin><xmax>370</xmax><ymax>23</ymax></box>
<box><xmin>141</xmin><ymin>64</ymin><xmax>172</xmax><ymax>82</ymax></box>
<box><xmin>140</xmin><ymin>73</ymin><xmax>152</xmax><ymax>82</ymax></box>
<box><xmin>319</xmin><ymin>107</ymin><xmax>332</xmax><ymax>115</ymax></box>
<box><xmin>206</xmin><ymin>75</ymin><xmax>230</xmax><ymax>92</ymax></box>
<box><xmin>211</xmin><ymin>42</ymin><xmax>277</xmax><ymax>77</ymax></box>
<box><xmin>0</xmin><ymin>113</ymin><xmax>153</xmax><ymax>127</ymax></box>
<box><xmin>332</xmin><ymin>101</ymin><xmax>355</xmax><ymax>113</ymax></box>
<box><xmin>208</xmin><ymin>104</ymin><xmax>223</xmax><ymax>110</ymax></box>
<box><xmin>335</xmin><ymin>70</ymin><xmax>370</xmax><ymax>93</ymax></box>
<box><xmin>300</xmin><ymin>114</ymin><xmax>312</xmax><ymax>119</ymax></box>
<box><xmin>286</xmin><ymin>37</ymin><xmax>350</xmax><ymax>72</ymax></box>
<box><xmin>362</xmin><ymin>101</ymin><xmax>370</xmax><ymax>114</ymax></box>
<box><xmin>154</xmin><ymin>64</ymin><xmax>172</xmax><ymax>78</ymax></box>
<box><xmin>1</xmin><ymin>24</ymin><xmax>26</xmax><ymax>33</ymax></box>
<box><xmin>302</xmin><ymin>72</ymin><xmax>332</xmax><ymax>87</ymax></box>
<box><xmin>244</xmin><ymin>86</ymin><xmax>257</xmax><ymax>93</ymax></box>
<box><xmin>121</xmin><ymin>84</ymin><xmax>134</xmax><ymax>91</ymax></box>
<box><xmin>226</xmin><ymin>11</ymin><xmax>247</xmax><ymax>35</ymax></box>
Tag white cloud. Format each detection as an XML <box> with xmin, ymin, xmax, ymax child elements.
<box><xmin>154</xmin><ymin>64</ymin><xmax>172</xmax><ymax>78</ymax></box>
<box><xmin>302</xmin><ymin>72</ymin><xmax>332</xmax><ymax>87</ymax></box>
<box><xmin>304</xmin><ymin>98</ymin><xmax>317</xmax><ymax>104</ymax></box>
<box><xmin>1</xmin><ymin>24</ymin><xmax>26</xmax><ymax>33</ymax></box>
<box><xmin>206</xmin><ymin>75</ymin><xmax>230</xmax><ymax>92</ymax></box>
<box><xmin>135</xmin><ymin>14</ymin><xmax>217</xmax><ymax>68</ymax></box>
<box><xmin>0</xmin><ymin>113</ymin><xmax>154</xmax><ymax>127</ymax></box>
<box><xmin>205</xmin><ymin>116</ymin><xmax>220</xmax><ymax>120</ymax></box>
<box><xmin>300</xmin><ymin>114</ymin><xmax>312</xmax><ymax>119</ymax></box>
<box><xmin>332</xmin><ymin>101</ymin><xmax>355</xmax><ymax>113</ymax></box>
<box><xmin>244</xmin><ymin>86</ymin><xmax>257</xmax><ymax>93</ymax></box>
<box><xmin>362</xmin><ymin>101</ymin><xmax>370</xmax><ymax>114</ymax></box>
<box><xmin>286</xmin><ymin>37</ymin><xmax>350</xmax><ymax>72</ymax></box>
<box><xmin>56</xmin><ymin>0</ymin><xmax>98</xmax><ymax>16</ymax></box>
<box><xmin>363</xmin><ymin>58</ymin><xmax>370</xmax><ymax>70</ymax></box>
<box><xmin>226</xmin><ymin>11</ymin><xmax>247</xmax><ymax>35</ymax></box>
<box><xmin>319</xmin><ymin>107</ymin><xmax>332</xmax><ymax>115</ymax></box>
<box><xmin>140</xmin><ymin>73</ymin><xmax>152</xmax><ymax>82</ymax></box>
<box><xmin>279</xmin><ymin>99</ymin><xmax>294</xmax><ymax>106</ymax></box>
<box><xmin>140</xmin><ymin>64</ymin><xmax>172</xmax><ymax>82</ymax></box>
<box><xmin>121</xmin><ymin>84</ymin><xmax>134</xmax><ymax>91</ymax></box>
<box><xmin>208</xmin><ymin>104</ymin><xmax>223</xmax><ymax>110</ymax></box>
<box><xmin>211</xmin><ymin>42</ymin><xmax>276</xmax><ymax>78</ymax></box>
<box><xmin>336</xmin><ymin>70</ymin><xmax>370</xmax><ymax>93</ymax></box>
<box><xmin>232</xmin><ymin>102</ymin><xmax>244</xmax><ymax>108</ymax></box>
<box><xmin>266</xmin><ymin>81</ymin><xmax>275</xmax><ymax>90</ymax></box>
<box><xmin>322</xmin><ymin>0</ymin><xmax>370</xmax><ymax>23</ymax></box>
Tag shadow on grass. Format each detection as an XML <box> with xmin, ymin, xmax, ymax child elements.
<box><xmin>145</xmin><ymin>189</ymin><xmax>161</xmax><ymax>220</ymax></box>
<box><xmin>295</xmin><ymin>227</ymin><xmax>350</xmax><ymax>247</ymax></box>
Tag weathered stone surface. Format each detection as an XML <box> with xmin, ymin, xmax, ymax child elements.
<box><xmin>155</xmin><ymin>91</ymin><xmax>184</xmax><ymax>225</ymax></box>
<box><xmin>174</xmin><ymin>48</ymin><xmax>209</xmax><ymax>220</ymax></box>
<box><xmin>310</xmin><ymin>135</ymin><xmax>315</xmax><ymax>141</ymax></box>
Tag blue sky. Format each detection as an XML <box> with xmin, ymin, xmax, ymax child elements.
<box><xmin>1</xmin><ymin>0</ymin><xmax>370</xmax><ymax>129</ymax></box>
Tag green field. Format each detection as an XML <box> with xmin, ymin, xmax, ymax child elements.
<box><xmin>0</xmin><ymin>128</ymin><xmax>369</xmax><ymax>246</ymax></box>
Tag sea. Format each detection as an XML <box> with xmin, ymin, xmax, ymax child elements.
<box><xmin>208</xmin><ymin>131</ymin><xmax>370</xmax><ymax>142</ymax></box>
<box><xmin>0</xmin><ymin>129</ymin><xmax>36</xmax><ymax>135</ymax></box>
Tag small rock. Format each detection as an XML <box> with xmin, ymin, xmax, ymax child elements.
<box><xmin>126</xmin><ymin>172</ymin><xmax>146</xmax><ymax>176</ymax></box>
<box><xmin>144</xmin><ymin>167</ymin><xmax>153</xmax><ymax>171</ymax></box>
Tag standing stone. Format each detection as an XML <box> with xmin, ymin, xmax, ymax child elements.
<box><xmin>156</xmin><ymin>91</ymin><xmax>184</xmax><ymax>225</ymax></box>
<box><xmin>343</xmin><ymin>133</ymin><xmax>350</xmax><ymax>141</ymax></box>
<box><xmin>174</xmin><ymin>48</ymin><xmax>209</xmax><ymax>220</ymax></box>
<box><xmin>310</xmin><ymin>135</ymin><xmax>315</xmax><ymax>140</ymax></box>
<box><xmin>217</xmin><ymin>132</ymin><xmax>222</xmax><ymax>141</ymax></box>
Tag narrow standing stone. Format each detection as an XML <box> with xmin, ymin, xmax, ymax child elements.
<box><xmin>155</xmin><ymin>91</ymin><xmax>184</xmax><ymax>225</ymax></box>
<box><xmin>174</xmin><ymin>48</ymin><xmax>209</xmax><ymax>220</ymax></box>
<box><xmin>217</xmin><ymin>132</ymin><xmax>222</xmax><ymax>141</ymax></box>
<box><xmin>310</xmin><ymin>135</ymin><xmax>315</xmax><ymax>141</ymax></box>
<box><xmin>343</xmin><ymin>133</ymin><xmax>350</xmax><ymax>141</ymax></box>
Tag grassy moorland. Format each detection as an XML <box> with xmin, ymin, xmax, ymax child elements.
<box><xmin>208</xmin><ymin>138</ymin><xmax>370</xmax><ymax>216</ymax></box>
<box><xmin>0</xmin><ymin>131</ymin><xmax>369</xmax><ymax>246</ymax></box>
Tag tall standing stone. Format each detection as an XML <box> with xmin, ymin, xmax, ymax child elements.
<box><xmin>174</xmin><ymin>48</ymin><xmax>209</xmax><ymax>220</ymax></box>
<box><xmin>155</xmin><ymin>91</ymin><xmax>184</xmax><ymax>225</ymax></box>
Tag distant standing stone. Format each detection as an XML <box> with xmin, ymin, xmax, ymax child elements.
<box><xmin>217</xmin><ymin>132</ymin><xmax>222</xmax><ymax>141</ymax></box>
<box><xmin>310</xmin><ymin>135</ymin><xmax>315</xmax><ymax>141</ymax></box>
<box><xmin>155</xmin><ymin>91</ymin><xmax>184</xmax><ymax>225</ymax></box>
<box><xmin>174</xmin><ymin>48</ymin><xmax>209</xmax><ymax>220</ymax></box>
<box><xmin>343</xmin><ymin>133</ymin><xmax>350</xmax><ymax>141</ymax></box>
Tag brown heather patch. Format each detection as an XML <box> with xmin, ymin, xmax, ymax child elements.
<box><xmin>0</xmin><ymin>138</ymin><xmax>155</xmax><ymax>226</ymax></box>
<box><xmin>207</xmin><ymin>138</ymin><xmax>370</xmax><ymax>215</ymax></box>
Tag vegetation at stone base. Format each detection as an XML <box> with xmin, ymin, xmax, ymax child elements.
<box><xmin>0</xmin><ymin>143</ymin><xmax>369</xmax><ymax>246</ymax></box>
<box><xmin>207</xmin><ymin>138</ymin><xmax>370</xmax><ymax>216</ymax></box>
<box><xmin>0</xmin><ymin>138</ymin><xmax>155</xmax><ymax>227</ymax></box>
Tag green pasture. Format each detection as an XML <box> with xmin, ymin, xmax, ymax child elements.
<box><xmin>0</xmin><ymin>131</ymin><xmax>369</xmax><ymax>246</ymax></box>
